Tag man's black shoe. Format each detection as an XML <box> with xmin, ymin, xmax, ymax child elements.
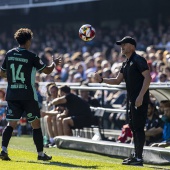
<box><xmin>122</xmin><ymin>157</ymin><xmax>143</xmax><ymax>166</ymax></box>
<box><xmin>37</xmin><ymin>153</ymin><xmax>52</xmax><ymax>161</ymax></box>
<box><xmin>122</xmin><ymin>153</ymin><xmax>135</xmax><ymax>163</ymax></box>
<box><xmin>0</xmin><ymin>151</ymin><xmax>11</xmax><ymax>161</ymax></box>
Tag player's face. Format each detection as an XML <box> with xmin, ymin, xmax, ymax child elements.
<box><xmin>59</xmin><ymin>90</ymin><xmax>65</xmax><ymax>97</ymax></box>
<box><xmin>120</xmin><ymin>43</ymin><xmax>133</xmax><ymax>56</ymax></box>
<box><xmin>50</xmin><ymin>87</ymin><xmax>58</xmax><ymax>98</ymax></box>
<box><xmin>164</xmin><ymin>107</ymin><xmax>170</xmax><ymax>117</ymax></box>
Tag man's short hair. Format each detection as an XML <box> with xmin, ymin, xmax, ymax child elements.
<box><xmin>59</xmin><ymin>85</ymin><xmax>71</xmax><ymax>94</ymax></box>
<box><xmin>49</xmin><ymin>84</ymin><xmax>58</xmax><ymax>91</ymax></box>
<box><xmin>14</xmin><ymin>28</ymin><xmax>33</xmax><ymax>45</ymax></box>
<box><xmin>163</xmin><ymin>102</ymin><xmax>170</xmax><ymax>108</ymax></box>
<box><xmin>160</xmin><ymin>100</ymin><xmax>170</xmax><ymax>104</ymax></box>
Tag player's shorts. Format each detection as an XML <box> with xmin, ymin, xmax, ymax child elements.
<box><xmin>6</xmin><ymin>100</ymin><xmax>40</xmax><ymax>123</ymax></box>
<box><xmin>71</xmin><ymin>115</ymin><xmax>92</xmax><ymax>129</ymax></box>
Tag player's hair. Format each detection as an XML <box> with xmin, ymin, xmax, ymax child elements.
<box><xmin>59</xmin><ymin>85</ymin><xmax>70</xmax><ymax>94</ymax></box>
<box><xmin>14</xmin><ymin>28</ymin><xmax>33</xmax><ymax>45</ymax></box>
<box><xmin>163</xmin><ymin>102</ymin><xmax>170</xmax><ymax>108</ymax></box>
<box><xmin>160</xmin><ymin>100</ymin><xmax>170</xmax><ymax>104</ymax></box>
<box><xmin>49</xmin><ymin>84</ymin><xmax>58</xmax><ymax>92</ymax></box>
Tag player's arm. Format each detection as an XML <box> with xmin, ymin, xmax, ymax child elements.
<box><xmin>145</xmin><ymin>127</ymin><xmax>163</xmax><ymax>137</ymax></box>
<box><xmin>138</xmin><ymin>70</ymin><xmax>151</xmax><ymax>97</ymax></box>
<box><xmin>94</xmin><ymin>72</ymin><xmax>124</xmax><ymax>85</ymax></box>
<box><xmin>135</xmin><ymin>69</ymin><xmax>151</xmax><ymax>107</ymax></box>
<box><xmin>0</xmin><ymin>70</ymin><xmax>7</xmax><ymax>78</ymax></box>
<box><xmin>42</xmin><ymin>62</ymin><xmax>55</xmax><ymax>74</ymax></box>
<box><xmin>49</xmin><ymin>96</ymin><xmax>67</xmax><ymax>107</ymax></box>
<box><xmin>42</xmin><ymin>55</ymin><xmax>62</xmax><ymax>74</ymax></box>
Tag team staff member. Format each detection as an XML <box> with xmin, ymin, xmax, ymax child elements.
<box><xmin>94</xmin><ymin>36</ymin><xmax>151</xmax><ymax>166</ymax></box>
<box><xmin>0</xmin><ymin>28</ymin><xmax>61</xmax><ymax>161</ymax></box>
<box><xmin>49</xmin><ymin>85</ymin><xmax>92</xmax><ymax>136</ymax></box>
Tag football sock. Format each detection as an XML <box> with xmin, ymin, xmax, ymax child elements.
<box><xmin>49</xmin><ymin>137</ymin><xmax>54</xmax><ymax>144</ymax></box>
<box><xmin>2</xmin><ymin>146</ymin><xmax>7</xmax><ymax>153</ymax></box>
<box><xmin>33</xmin><ymin>128</ymin><xmax>43</xmax><ymax>153</ymax></box>
<box><xmin>136</xmin><ymin>158</ymin><xmax>142</xmax><ymax>161</ymax></box>
<box><xmin>38</xmin><ymin>151</ymin><xmax>44</xmax><ymax>157</ymax></box>
<box><xmin>2</xmin><ymin>126</ymin><xmax>13</xmax><ymax>149</ymax></box>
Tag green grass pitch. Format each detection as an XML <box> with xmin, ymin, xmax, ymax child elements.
<box><xmin>0</xmin><ymin>136</ymin><xmax>170</xmax><ymax>170</ymax></box>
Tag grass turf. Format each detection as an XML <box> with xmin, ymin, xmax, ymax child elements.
<box><xmin>0</xmin><ymin>136</ymin><xmax>170</xmax><ymax>170</ymax></box>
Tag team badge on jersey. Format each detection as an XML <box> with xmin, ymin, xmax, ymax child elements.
<box><xmin>39</xmin><ymin>59</ymin><xmax>44</xmax><ymax>65</ymax></box>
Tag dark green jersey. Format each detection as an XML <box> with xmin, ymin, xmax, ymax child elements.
<box><xmin>1</xmin><ymin>47</ymin><xmax>46</xmax><ymax>101</ymax></box>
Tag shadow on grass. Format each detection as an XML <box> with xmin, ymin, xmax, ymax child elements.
<box><xmin>13</xmin><ymin>160</ymin><xmax>98</xmax><ymax>169</ymax></box>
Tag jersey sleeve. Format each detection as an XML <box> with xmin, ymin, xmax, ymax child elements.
<box><xmin>1</xmin><ymin>56</ymin><xmax>7</xmax><ymax>71</ymax></box>
<box><xmin>33</xmin><ymin>54</ymin><xmax>46</xmax><ymax>71</ymax></box>
<box><xmin>135</xmin><ymin>56</ymin><xmax>149</xmax><ymax>73</ymax></box>
<box><xmin>120</xmin><ymin>62</ymin><xmax>125</xmax><ymax>73</ymax></box>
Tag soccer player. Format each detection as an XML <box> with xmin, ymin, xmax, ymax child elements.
<box><xmin>94</xmin><ymin>36</ymin><xmax>151</xmax><ymax>166</ymax></box>
<box><xmin>0</xmin><ymin>28</ymin><xmax>61</xmax><ymax>161</ymax></box>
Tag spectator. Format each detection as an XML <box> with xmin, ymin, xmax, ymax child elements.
<box><xmin>42</xmin><ymin>84</ymin><xmax>59</xmax><ymax>147</ymax></box>
<box><xmin>151</xmin><ymin>102</ymin><xmax>170</xmax><ymax>147</ymax></box>
<box><xmin>145</xmin><ymin>102</ymin><xmax>163</xmax><ymax>146</ymax></box>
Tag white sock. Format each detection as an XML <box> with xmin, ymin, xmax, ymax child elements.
<box><xmin>136</xmin><ymin>158</ymin><xmax>142</xmax><ymax>161</ymax></box>
<box><xmin>38</xmin><ymin>152</ymin><xmax>44</xmax><ymax>157</ymax></box>
<box><xmin>2</xmin><ymin>146</ymin><xmax>7</xmax><ymax>153</ymax></box>
<box><xmin>50</xmin><ymin>138</ymin><xmax>54</xmax><ymax>144</ymax></box>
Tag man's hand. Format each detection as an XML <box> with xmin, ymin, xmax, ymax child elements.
<box><xmin>53</xmin><ymin>55</ymin><xmax>62</xmax><ymax>66</ymax></box>
<box><xmin>48</xmin><ymin>101</ymin><xmax>53</xmax><ymax>108</ymax></box>
<box><xmin>93</xmin><ymin>72</ymin><xmax>103</xmax><ymax>83</ymax></box>
<box><xmin>135</xmin><ymin>95</ymin><xmax>143</xmax><ymax>107</ymax></box>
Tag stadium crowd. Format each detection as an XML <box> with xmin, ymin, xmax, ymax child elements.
<box><xmin>0</xmin><ymin>22</ymin><xmax>170</xmax><ymax>148</ymax></box>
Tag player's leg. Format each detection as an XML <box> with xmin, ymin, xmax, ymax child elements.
<box><xmin>45</xmin><ymin>115</ymin><xmax>55</xmax><ymax>145</ymax></box>
<box><xmin>0</xmin><ymin>101</ymin><xmax>23</xmax><ymax>161</ymax></box>
<box><xmin>52</xmin><ymin>115</ymin><xmax>58</xmax><ymax>137</ymax></box>
<box><xmin>123</xmin><ymin>104</ymin><xmax>147</xmax><ymax>166</ymax></box>
<box><xmin>24</xmin><ymin>100</ymin><xmax>52</xmax><ymax>161</ymax></box>
<box><xmin>56</xmin><ymin>116</ymin><xmax>64</xmax><ymax>136</ymax></box>
<box><xmin>132</xmin><ymin>104</ymin><xmax>147</xmax><ymax>160</ymax></box>
<box><xmin>62</xmin><ymin>117</ymin><xmax>74</xmax><ymax>136</ymax></box>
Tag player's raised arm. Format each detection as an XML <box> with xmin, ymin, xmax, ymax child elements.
<box><xmin>42</xmin><ymin>55</ymin><xmax>62</xmax><ymax>74</ymax></box>
<box><xmin>93</xmin><ymin>72</ymin><xmax>124</xmax><ymax>85</ymax></box>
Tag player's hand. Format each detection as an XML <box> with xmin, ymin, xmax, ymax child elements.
<box><xmin>93</xmin><ymin>72</ymin><xmax>103</xmax><ymax>83</ymax></box>
<box><xmin>135</xmin><ymin>95</ymin><xmax>143</xmax><ymax>107</ymax></box>
<box><xmin>48</xmin><ymin>101</ymin><xmax>53</xmax><ymax>108</ymax></box>
<box><xmin>53</xmin><ymin>55</ymin><xmax>62</xmax><ymax>66</ymax></box>
<box><xmin>57</xmin><ymin>114</ymin><xmax>61</xmax><ymax>119</ymax></box>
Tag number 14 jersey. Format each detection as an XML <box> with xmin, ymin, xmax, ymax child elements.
<box><xmin>1</xmin><ymin>47</ymin><xmax>46</xmax><ymax>101</ymax></box>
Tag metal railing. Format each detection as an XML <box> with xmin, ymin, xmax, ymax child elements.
<box><xmin>0</xmin><ymin>0</ymin><xmax>99</xmax><ymax>10</ymax></box>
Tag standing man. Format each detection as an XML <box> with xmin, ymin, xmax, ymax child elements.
<box><xmin>0</xmin><ymin>28</ymin><xmax>61</xmax><ymax>161</ymax></box>
<box><xmin>94</xmin><ymin>36</ymin><xmax>151</xmax><ymax>166</ymax></box>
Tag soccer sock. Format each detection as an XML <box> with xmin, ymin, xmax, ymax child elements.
<box><xmin>2</xmin><ymin>126</ymin><xmax>13</xmax><ymax>151</ymax></box>
<box><xmin>32</xmin><ymin>128</ymin><xmax>44</xmax><ymax>153</ymax></box>
<box><xmin>38</xmin><ymin>151</ymin><xmax>44</xmax><ymax>157</ymax></box>
<box><xmin>49</xmin><ymin>137</ymin><xmax>54</xmax><ymax>144</ymax></box>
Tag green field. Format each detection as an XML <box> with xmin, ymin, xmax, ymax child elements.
<box><xmin>0</xmin><ymin>136</ymin><xmax>170</xmax><ymax>170</ymax></box>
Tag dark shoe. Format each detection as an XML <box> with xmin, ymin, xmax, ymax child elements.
<box><xmin>38</xmin><ymin>153</ymin><xmax>52</xmax><ymax>161</ymax></box>
<box><xmin>122</xmin><ymin>153</ymin><xmax>135</xmax><ymax>163</ymax></box>
<box><xmin>122</xmin><ymin>157</ymin><xmax>143</xmax><ymax>166</ymax></box>
<box><xmin>0</xmin><ymin>151</ymin><xmax>11</xmax><ymax>161</ymax></box>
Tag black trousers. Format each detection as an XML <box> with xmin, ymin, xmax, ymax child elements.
<box><xmin>128</xmin><ymin>103</ymin><xmax>147</xmax><ymax>159</ymax></box>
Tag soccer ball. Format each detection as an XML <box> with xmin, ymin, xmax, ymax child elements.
<box><xmin>79</xmin><ymin>24</ymin><xmax>95</xmax><ymax>41</ymax></box>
